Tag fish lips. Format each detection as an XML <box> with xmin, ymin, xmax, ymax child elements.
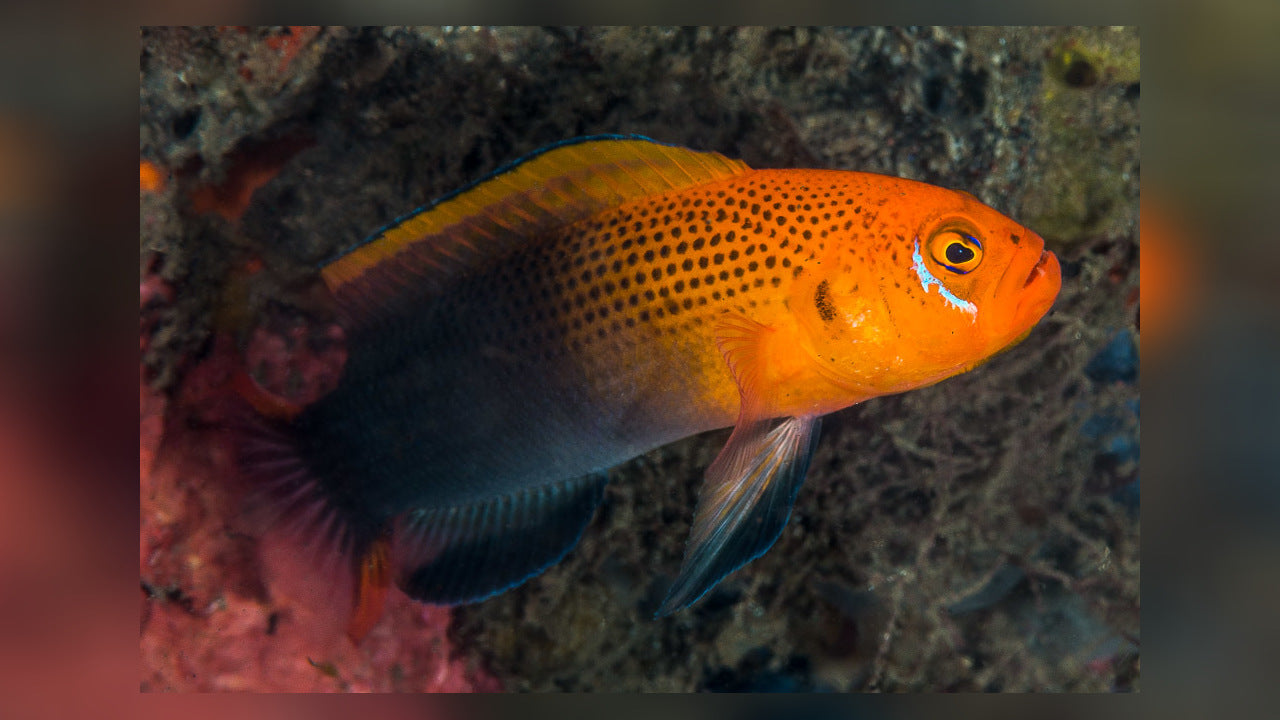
<box><xmin>1010</xmin><ymin>248</ymin><xmax>1062</xmax><ymax>326</ymax></box>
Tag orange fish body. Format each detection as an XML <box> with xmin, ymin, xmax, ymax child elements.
<box><xmin>244</xmin><ymin>137</ymin><xmax>1060</xmax><ymax>623</ymax></box>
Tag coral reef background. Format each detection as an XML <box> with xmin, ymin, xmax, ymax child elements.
<box><xmin>139</xmin><ymin>26</ymin><xmax>1139</xmax><ymax>692</ymax></box>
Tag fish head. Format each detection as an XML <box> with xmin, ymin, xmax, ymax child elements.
<box><xmin>792</xmin><ymin>181</ymin><xmax>1061</xmax><ymax>398</ymax></box>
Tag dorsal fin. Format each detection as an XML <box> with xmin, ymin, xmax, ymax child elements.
<box><xmin>320</xmin><ymin>135</ymin><xmax>752</xmax><ymax>327</ymax></box>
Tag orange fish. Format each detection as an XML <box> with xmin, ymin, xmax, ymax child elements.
<box><xmin>240</xmin><ymin>136</ymin><xmax>1060</xmax><ymax>629</ymax></box>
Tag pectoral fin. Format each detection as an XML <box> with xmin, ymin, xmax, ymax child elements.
<box><xmin>658</xmin><ymin>312</ymin><xmax>823</xmax><ymax>615</ymax></box>
<box><xmin>657</xmin><ymin>413</ymin><xmax>821</xmax><ymax>615</ymax></box>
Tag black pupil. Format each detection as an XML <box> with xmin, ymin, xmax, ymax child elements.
<box><xmin>945</xmin><ymin>241</ymin><xmax>975</xmax><ymax>264</ymax></box>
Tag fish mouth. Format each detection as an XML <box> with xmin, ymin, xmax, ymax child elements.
<box><xmin>1013</xmin><ymin>250</ymin><xmax>1061</xmax><ymax>323</ymax></box>
<box><xmin>1024</xmin><ymin>251</ymin><xmax>1052</xmax><ymax>288</ymax></box>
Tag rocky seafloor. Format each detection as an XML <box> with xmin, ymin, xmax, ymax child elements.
<box><xmin>140</xmin><ymin>26</ymin><xmax>1139</xmax><ymax>692</ymax></box>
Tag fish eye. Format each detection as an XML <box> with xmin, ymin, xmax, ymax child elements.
<box><xmin>930</xmin><ymin>230</ymin><xmax>983</xmax><ymax>274</ymax></box>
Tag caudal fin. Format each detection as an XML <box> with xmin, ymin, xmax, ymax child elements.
<box><xmin>235</xmin><ymin>408</ymin><xmax>389</xmax><ymax>642</ymax></box>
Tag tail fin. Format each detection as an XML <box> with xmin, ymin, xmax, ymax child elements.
<box><xmin>234</xmin><ymin>400</ymin><xmax>389</xmax><ymax>643</ymax></box>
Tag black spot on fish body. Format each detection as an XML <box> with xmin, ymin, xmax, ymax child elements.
<box><xmin>814</xmin><ymin>280</ymin><xmax>836</xmax><ymax>323</ymax></box>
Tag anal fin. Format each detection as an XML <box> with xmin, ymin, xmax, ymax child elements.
<box><xmin>393</xmin><ymin>474</ymin><xmax>608</xmax><ymax>604</ymax></box>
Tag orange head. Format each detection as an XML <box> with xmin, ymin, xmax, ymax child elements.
<box><xmin>789</xmin><ymin>174</ymin><xmax>1061</xmax><ymax>403</ymax></box>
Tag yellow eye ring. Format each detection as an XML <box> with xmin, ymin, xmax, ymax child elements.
<box><xmin>930</xmin><ymin>230</ymin><xmax>983</xmax><ymax>274</ymax></box>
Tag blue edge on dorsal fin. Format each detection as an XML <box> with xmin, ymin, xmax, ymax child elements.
<box><xmin>321</xmin><ymin>134</ymin><xmax>667</xmax><ymax>268</ymax></box>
